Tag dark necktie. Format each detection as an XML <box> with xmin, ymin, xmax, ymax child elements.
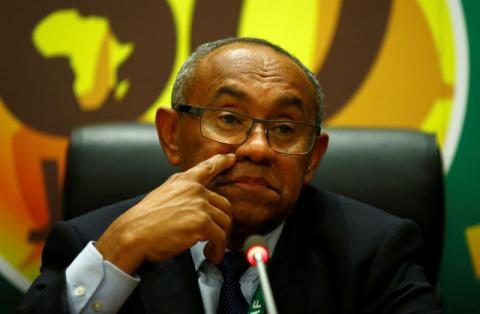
<box><xmin>217</xmin><ymin>251</ymin><xmax>250</xmax><ymax>314</ymax></box>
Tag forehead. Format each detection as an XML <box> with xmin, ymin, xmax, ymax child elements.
<box><xmin>188</xmin><ymin>44</ymin><xmax>317</xmax><ymax>117</ymax></box>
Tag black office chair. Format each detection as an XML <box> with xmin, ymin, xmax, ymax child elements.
<box><xmin>63</xmin><ymin>123</ymin><xmax>444</xmax><ymax>285</ymax></box>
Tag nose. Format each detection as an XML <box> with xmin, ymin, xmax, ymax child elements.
<box><xmin>234</xmin><ymin>124</ymin><xmax>275</xmax><ymax>163</ymax></box>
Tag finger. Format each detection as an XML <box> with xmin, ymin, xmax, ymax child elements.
<box><xmin>200</xmin><ymin>221</ymin><xmax>227</xmax><ymax>264</ymax></box>
<box><xmin>204</xmin><ymin>191</ymin><xmax>232</xmax><ymax>233</ymax></box>
<box><xmin>203</xmin><ymin>203</ymin><xmax>232</xmax><ymax>235</ymax></box>
<box><xmin>184</xmin><ymin>153</ymin><xmax>236</xmax><ymax>185</ymax></box>
<box><xmin>205</xmin><ymin>190</ymin><xmax>231</xmax><ymax>215</ymax></box>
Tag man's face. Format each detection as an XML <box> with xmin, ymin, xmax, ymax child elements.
<box><xmin>173</xmin><ymin>44</ymin><xmax>326</xmax><ymax>238</ymax></box>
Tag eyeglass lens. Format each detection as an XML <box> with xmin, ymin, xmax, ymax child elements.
<box><xmin>200</xmin><ymin>109</ymin><xmax>315</xmax><ymax>154</ymax></box>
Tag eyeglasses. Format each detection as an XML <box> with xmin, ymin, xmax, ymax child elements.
<box><xmin>173</xmin><ymin>103</ymin><xmax>321</xmax><ymax>155</ymax></box>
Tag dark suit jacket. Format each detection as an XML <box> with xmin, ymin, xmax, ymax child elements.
<box><xmin>18</xmin><ymin>186</ymin><xmax>442</xmax><ymax>313</ymax></box>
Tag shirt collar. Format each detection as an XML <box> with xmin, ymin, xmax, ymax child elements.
<box><xmin>190</xmin><ymin>222</ymin><xmax>285</xmax><ymax>272</ymax></box>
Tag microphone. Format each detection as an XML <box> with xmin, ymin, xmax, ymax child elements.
<box><xmin>243</xmin><ymin>235</ymin><xmax>278</xmax><ymax>314</ymax></box>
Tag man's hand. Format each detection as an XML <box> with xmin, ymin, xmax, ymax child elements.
<box><xmin>95</xmin><ymin>153</ymin><xmax>236</xmax><ymax>274</ymax></box>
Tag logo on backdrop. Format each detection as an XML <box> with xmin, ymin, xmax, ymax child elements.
<box><xmin>1</xmin><ymin>0</ymin><xmax>176</xmax><ymax>136</ymax></box>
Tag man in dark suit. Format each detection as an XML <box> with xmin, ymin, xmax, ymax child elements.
<box><xmin>18</xmin><ymin>37</ymin><xmax>442</xmax><ymax>313</ymax></box>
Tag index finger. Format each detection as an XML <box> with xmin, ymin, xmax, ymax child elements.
<box><xmin>184</xmin><ymin>153</ymin><xmax>236</xmax><ymax>185</ymax></box>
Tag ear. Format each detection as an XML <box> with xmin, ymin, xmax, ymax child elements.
<box><xmin>303</xmin><ymin>132</ymin><xmax>329</xmax><ymax>184</ymax></box>
<box><xmin>155</xmin><ymin>108</ymin><xmax>181</xmax><ymax>165</ymax></box>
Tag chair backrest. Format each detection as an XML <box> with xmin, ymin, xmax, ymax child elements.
<box><xmin>63</xmin><ymin>123</ymin><xmax>444</xmax><ymax>284</ymax></box>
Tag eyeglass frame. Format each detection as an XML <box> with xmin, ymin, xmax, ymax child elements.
<box><xmin>172</xmin><ymin>103</ymin><xmax>322</xmax><ymax>155</ymax></box>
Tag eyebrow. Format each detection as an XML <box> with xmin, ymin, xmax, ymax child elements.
<box><xmin>213</xmin><ymin>86</ymin><xmax>251</xmax><ymax>102</ymax></box>
<box><xmin>276</xmin><ymin>95</ymin><xmax>306</xmax><ymax>114</ymax></box>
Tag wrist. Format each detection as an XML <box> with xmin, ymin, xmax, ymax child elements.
<box><xmin>96</xmin><ymin>229</ymin><xmax>144</xmax><ymax>274</ymax></box>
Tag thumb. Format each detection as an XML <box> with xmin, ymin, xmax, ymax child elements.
<box><xmin>184</xmin><ymin>153</ymin><xmax>236</xmax><ymax>185</ymax></box>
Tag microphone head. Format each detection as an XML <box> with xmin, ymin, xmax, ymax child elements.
<box><xmin>243</xmin><ymin>235</ymin><xmax>269</xmax><ymax>266</ymax></box>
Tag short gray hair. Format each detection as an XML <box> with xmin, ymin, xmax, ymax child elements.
<box><xmin>171</xmin><ymin>37</ymin><xmax>324</xmax><ymax>126</ymax></box>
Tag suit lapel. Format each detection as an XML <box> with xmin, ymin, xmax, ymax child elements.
<box><xmin>268</xmin><ymin>209</ymin><xmax>334</xmax><ymax>314</ymax></box>
<box><xmin>267</xmin><ymin>186</ymin><xmax>352</xmax><ymax>314</ymax></box>
<box><xmin>137</xmin><ymin>251</ymin><xmax>204</xmax><ymax>314</ymax></box>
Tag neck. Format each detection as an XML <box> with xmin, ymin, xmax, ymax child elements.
<box><xmin>227</xmin><ymin>220</ymin><xmax>284</xmax><ymax>252</ymax></box>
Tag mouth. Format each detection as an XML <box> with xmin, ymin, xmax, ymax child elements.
<box><xmin>215</xmin><ymin>176</ymin><xmax>278</xmax><ymax>193</ymax></box>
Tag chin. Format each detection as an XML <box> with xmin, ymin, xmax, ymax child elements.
<box><xmin>230</xmin><ymin>202</ymin><xmax>288</xmax><ymax>236</ymax></box>
<box><xmin>212</xmin><ymin>184</ymin><xmax>291</xmax><ymax>234</ymax></box>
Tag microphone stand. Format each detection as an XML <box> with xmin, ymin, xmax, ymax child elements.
<box><xmin>253</xmin><ymin>251</ymin><xmax>278</xmax><ymax>314</ymax></box>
